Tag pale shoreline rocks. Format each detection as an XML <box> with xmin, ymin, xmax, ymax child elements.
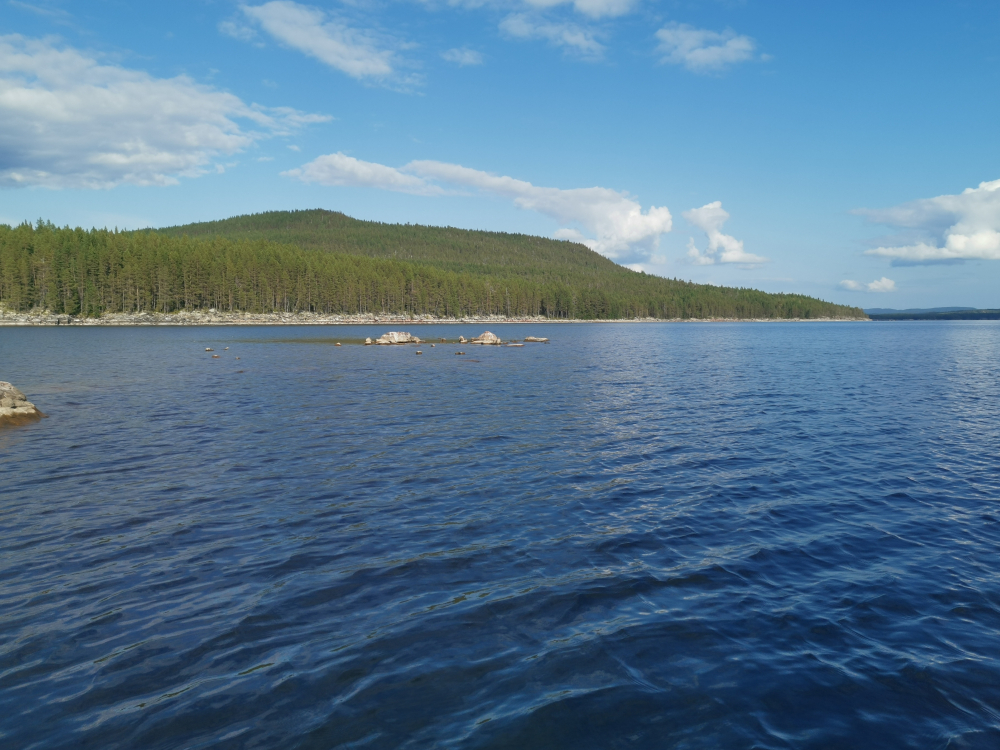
<box><xmin>0</xmin><ymin>382</ymin><xmax>45</xmax><ymax>426</ymax></box>
<box><xmin>523</xmin><ymin>336</ymin><xmax>549</xmax><ymax>343</ymax></box>
<box><xmin>0</xmin><ymin>307</ymin><xmax>869</xmax><ymax>327</ymax></box>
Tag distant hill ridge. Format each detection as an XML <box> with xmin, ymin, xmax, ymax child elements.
<box><xmin>151</xmin><ymin>209</ymin><xmax>865</xmax><ymax>320</ymax></box>
<box><xmin>867</xmin><ymin>309</ymin><xmax>1000</xmax><ymax>321</ymax></box>
<box><xmin>864</xmin><ymin>307</ymin><xmax>976</xmax><ymax>315</ymax></box>
<box><xmin>0</xmin><ymin>211</ymin><xmax>866</xmax><ymax>320</ymax></box>
<box><xmin>157</xmin><ymin>209</ymin><xmax>614</xmax><ymax>280</ymax></box>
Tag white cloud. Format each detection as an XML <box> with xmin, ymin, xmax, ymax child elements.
<box><xmin>860</xmin><ymin>179</ymin><xmax>1000</xmax><ymax>264</ymax></box>
<box><xmin>441</xmin><ymin>48</ymin><xmax>484</xmax><ymax>66</ymax></box>
<box><xmin>868</xmin><ymin>277</ymin><xmax>897</xmax><ymax>292</ymax></box>
<box><xmin>282</xmin><ymin>153</ymin><xmax>445</xmax><ymax>196</ymax></box>
<box><xmin>284</xmin><ymin>153</ymin><xmax>672</xmax><ymax>259</ymax></box>
<box><xmin>0</xmin><ymin>34</ymin><xmax>328</xmax><ymax>189</ymax></box>
<box><xmin>521</xmin><ymin>0</ymin><xmax>636</xmax><ymax>19</ymax></box>
<box><xmin>500</xmin><ymin>13</ymin><xmax>604</xmax><ymax>58</ymax></box>
<box><xmin>840</xmin><ymin>277</ymin><xmax>896</xmax><ymax>293</ymax></box>
<box><xmin>683</xmin><ymin>201</ymin><xmax>765</xmax><ymax>265</ymax></box>
<box><xmin>655</xmin><ymin>23</ymin><xmax>757</xmax><ymax>73</ymax></box>
<box><xmin>241</xmin><ymin>1</ymin><xmax>396</xmax><ymax>80</ymax></box>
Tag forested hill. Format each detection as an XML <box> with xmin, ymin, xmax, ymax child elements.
<box><xmin>157</xmin><ymin>209</ymin><xmax>622</xmax><ymax>280</ymax></box>
<box><xmin>0</xmin><ymin>213</ymin><xmax>867</xmax><ymax>320</ymax></box>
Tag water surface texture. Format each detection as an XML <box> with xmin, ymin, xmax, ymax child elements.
<box><xmin>2</xmin><ymin>322</ymin><xmax>1000</xmax><ymax>749</ymax></box>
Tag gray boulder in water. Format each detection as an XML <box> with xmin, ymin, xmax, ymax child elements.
<box><xmin>0</xmin><ymin>381</ymin><xmax>45</xmax><ymax>425</ymax></box>
<box><xmin>374</xmin><ymin>331</ymin><xmax>423</xmax><ymax>345</ymax></box>
<box><xmin>469</xmin><ymin>331</ymin><xmax>502</xmax><ymax>345</ymax></box>
<box><xmin>523</xmin><ymin>336</ymin><xmax>549</xmax><ymax>343</ymax></box>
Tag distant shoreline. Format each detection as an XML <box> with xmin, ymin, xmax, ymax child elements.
<box><xmin>0</xmin><ymin>310</ymin><xmax>869</xmax><ymax>326</ymax></box>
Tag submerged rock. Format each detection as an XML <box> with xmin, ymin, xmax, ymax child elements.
<box><xmin>523</xmin><ymin>336</ymin><xmax>549</xmax><ymax>343</ymax></box>
<box><xmin>0</xmin><ymin>381</ymin><xmax>45</xmax><ymax>426</ymax></box>
<box><xmin>374</xmin><ymin>331</ymin><xmax>423</xmax><ymax>345</ymax></box>
<box><xmin>469</xmin><ymin>331</ymin><xmax>502</xmax><ymax>345</ymax></box>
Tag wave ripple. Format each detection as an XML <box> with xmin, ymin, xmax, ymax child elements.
<box><xmin>2</xmin><ymin>322</ymin><xmax>1000</xmax><ymax>749</ymax></box>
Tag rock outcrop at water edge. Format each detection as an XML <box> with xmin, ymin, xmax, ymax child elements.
<box><xmin>374</xmin><ymin>331</ymin><xmax>423</xmax><ymax>345</ymax></box>
<box><xmin>469</xmin><ymin>331</ymin><xmax>502</xmax><ymax>345</ymax></box>
<box><xmin>0</xmin><ymin>382</ymin><xmax>45</xmax><ymax>425</ymax></box>
<box><xmin>523</xmin><ymin>336</ymin><xmax>549</xmax><ymax>343</ymax></box>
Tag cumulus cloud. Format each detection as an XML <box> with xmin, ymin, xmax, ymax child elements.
<box><xmin>500</xmin><ymin>14</ymin><xmax>604</xmax><ymax>57</ymax></box>
<box><xmin>683</xmin><ymin>201</ymin><xmax>765</xmax><ymax>265</ymax></box>
<box><xmin>655</xmin><ymin>23</ymin><xmax>757</xmax><ymax>73</ymax></box>
<box><xmin>241</xmin><ymin>1</ymin><xmax>397</xmax><ymax>80</ymax></box>
<box><xmin>284</xmin><ymin>153</ymin><xmax>672</xmax><ymax>259</ymax></box>
<box><xmin>441</xmin><ymin>47</ymin><xmax>484</xmax><ymax>66</ymax></box>
<box><xmin>840</xmin><ymin>277</ymin><xmax>896</xmax><ymax>293</ymax></box>
<box><xmin>859</xmin><ymin>179</ymin><xmax>1000</xmax><ymax>264</ymax></box>
<box><xmin>0</xmin><ymin>34</ymin><xmax>327</xmax><ymax>189</ymax></box>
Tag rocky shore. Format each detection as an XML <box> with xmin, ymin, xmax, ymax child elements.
<box><xmin>0</xmin><ymin>308</ymin><xmax>868</xmax><ymax>326</ymax></box>
<box><xmin>0</xmin><ymin>382</ymin><xmax>44</xmax><ymax>426</ymax></box>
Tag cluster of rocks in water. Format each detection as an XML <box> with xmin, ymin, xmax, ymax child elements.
<box><xmin>363</xmin><ymin>331</ymin><xmax>550</xmax><ymax>348</ymax></box>
<box><xmin>366</xmin><ymin>331</ymin><xmax>424</xmax><ymax>345</ymax></box>
<box><xmin>0</xmin><ymin>382</ymin><xmax>44</xmax><ymax>426</ymax></box>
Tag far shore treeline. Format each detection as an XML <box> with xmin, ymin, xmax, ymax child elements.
<box><xmin>0</xmin><ymin>212</ymin><xmax>866</xmax><ymax>320</ymax></box>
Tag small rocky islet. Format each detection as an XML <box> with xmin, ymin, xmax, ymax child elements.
<box><xmin>362</xmin><ymin>331</ymin><xmax>547</xmax><ymax>347</ymax></box>
<box><xmin>0</xmin><ymin>382</ymin><xmax>45</xmax><ymax>426</ymax></box>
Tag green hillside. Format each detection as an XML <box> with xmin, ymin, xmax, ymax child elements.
<box><xmin>153</xmin><ymin>209</ymin><xmax>866</xmax><ymax>320</ymax></box>
<box><xmin>158</xmin><ymin>209</ymin><xmax>613</xmax><ymax>280</ymax></box>
<box><xmin>0</xmin><ymin>212</ymin><xmax>867</xmax><ymax>320</ymax></box>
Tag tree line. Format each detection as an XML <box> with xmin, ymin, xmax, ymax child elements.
<box><xmin>0</xmin><ymin>221</ymin><xmax>866</xmax><ymax>320</ymax></box>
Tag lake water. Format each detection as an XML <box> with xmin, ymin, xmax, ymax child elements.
<box><xmin>2</xmin><ymin>321</ymin><xmax>1000</xmax><ymax>749</ymax></box>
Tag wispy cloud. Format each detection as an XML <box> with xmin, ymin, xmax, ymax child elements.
<box><xmin>441</xmin><ymin>47</ymin><xmax>484</xmax><ymax>66</ymax></box>
<box><xmin>8</xmin><ymin>0</ymin><xmax>72</xmax><ymax>21</ymax></box>
<box><xmin>239</xmin><ymin>1</ymin><xmax>399</xmax><ymax>81</ymax></box>
<box><xmin>219</xmin><ymin>19</ymin><xmax>259</xmax><ymax>43</ymax></box>
<box><xmin>859</xmin><ymin>179</ymin><xmax>1000</xmax><ymax>264</ymax></box>
<box><xmin>500</xmin><ymin>13</ymin><xmax>604</xmax><ymax>58</ymax></box>
<box><xmin>521</xmin><ymin>0</ymin><xmax>637</xmax><ymax>20</ymax></box>
<box><xmin>420</xmin><ymin>0</ymin><xmax>636</xmax><ymax>20</ymax></box>
<box><xmin>284</xmin><ymin>153</ymin><xmax>672</xmax><ymax>260</ymax></box>
<box><xmin>0</xmin><ymin>34</ymin><xmax>328</xmax><ymax>189</ymax></box>
<box><xmin>683</xmin><ymin>201</ymin><xmax>765</xmax><ymax>265</ymax></box>
<box><xmin>283</xmin><ymin>153</ymin><xmax>445</xmax><ymax>196</ymax></box>
<box><xmin>840</xmin><ymin>277</ymin><xmax>896</xmax><ymax>293</ymax></box>
<box><xmin>655</xmin><ymin>23</ymin><xmax>758</xmax><ymax>73</ymax></box>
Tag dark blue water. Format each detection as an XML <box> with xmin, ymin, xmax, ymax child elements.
<box><xmin>2</xmin><ymin>322</ymin><xmax>1000</xmax><ymax>749</ymax></box>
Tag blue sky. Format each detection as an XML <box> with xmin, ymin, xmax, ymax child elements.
<box><xmin>2</xmin><ymin>0</ymin><xmax>999</xmax><ymax>308</ymax></box>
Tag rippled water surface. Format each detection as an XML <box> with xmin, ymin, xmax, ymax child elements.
<box><xmin>2</xmin><ymin>322</ymin><xmax>1000</xmax><ymax>749</ymax></box>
